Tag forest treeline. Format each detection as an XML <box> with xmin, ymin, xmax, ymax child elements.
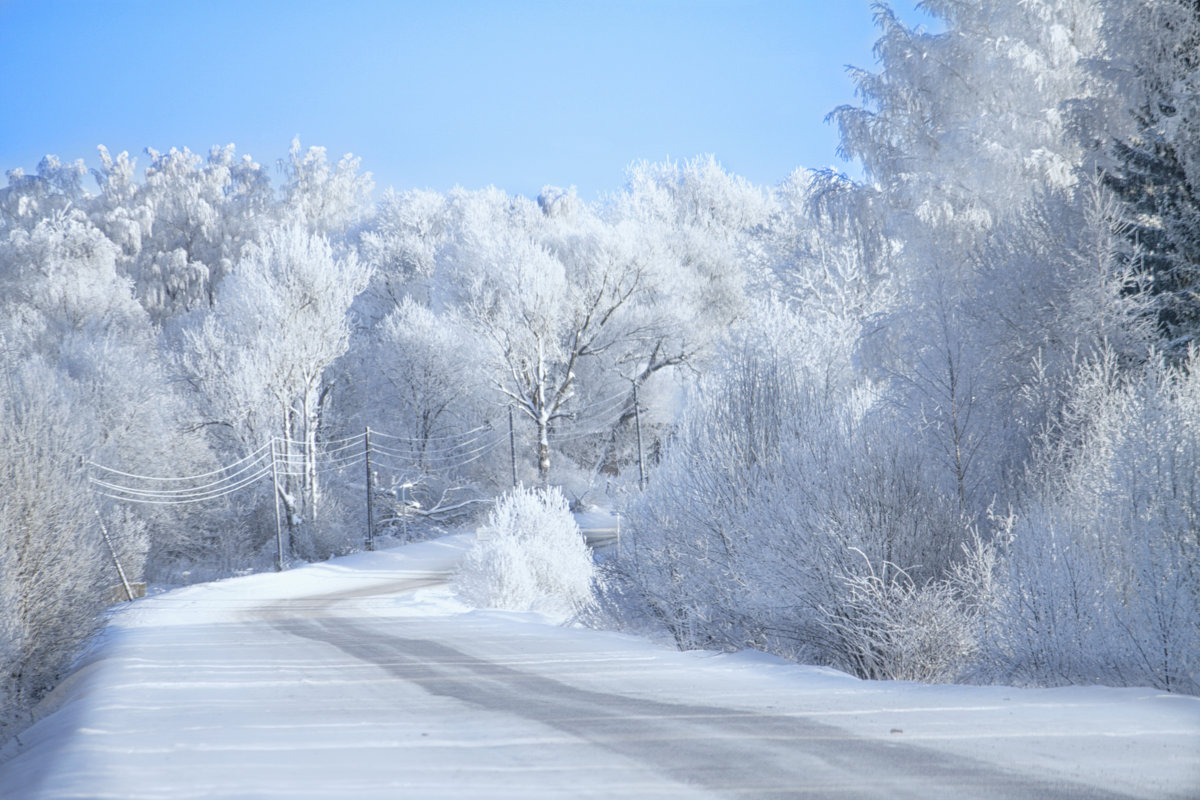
<box><xmin>3</xmin><ymin>0</ymin><xmax>1199</xmax><ymax>737</ymax></box>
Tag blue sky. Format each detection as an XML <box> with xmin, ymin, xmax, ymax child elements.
<box><xmin>0</xmin><ymin>1</ymin><xmax>936</xmax><ymax>201</ymax></box>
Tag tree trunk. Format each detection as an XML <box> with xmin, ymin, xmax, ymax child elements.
<box><xmin>279</xmin><ymin>401</ymin><xmax>298</xmax><ymax>545</ymax></box>
<box><xmin>537</xmin><ymin>414</ymin><xmax>551</xmax><ymax>484</ymax></box>
<box><xmin>302</xmin><ymin>382</ymin><xmax>319</xmax><ymax>522</ymax></box>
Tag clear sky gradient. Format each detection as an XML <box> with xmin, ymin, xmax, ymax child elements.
<box><xmin>0</xmin><ymin>1</ymin><xmax>936</xmax><ymax>201</ymax></box>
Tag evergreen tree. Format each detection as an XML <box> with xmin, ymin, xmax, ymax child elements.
<box><xmin>1103</xmin><ymin>0</ymin><xmax>1200</xmax><ymax>343</ymax></box>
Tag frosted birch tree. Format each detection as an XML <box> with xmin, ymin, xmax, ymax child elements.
<box><xmin>438</xmin><ymin>188</ymin><xmax>648</xmax><ymax>482</ymax></box>
<box><xmin>180</xmin><ymin>222</ymin><xmax>371</xmax><ymax>546</ymax></box>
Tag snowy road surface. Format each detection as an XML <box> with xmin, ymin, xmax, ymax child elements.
<box><xmin>2</xmin><ymin>535</ymin><xmax>1198</xmax><ymax>799</ymax></box>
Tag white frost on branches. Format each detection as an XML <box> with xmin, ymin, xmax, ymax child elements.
<box><xmin>454</xmin><ymin>485</ymin><xmax>597</xmax><ymax>617</ymax></box>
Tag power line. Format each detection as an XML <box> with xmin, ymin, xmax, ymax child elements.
<box><xmin>88</xmin><ymin>452</ymin><xmax>274</xmax><ymax>500</ymax></box>
<box><xmin>366</xmin><ymin>435</ymin><xmax>505</xmax><ymax>473</ymax></box>
<box><xmin>546</xmin><ymin>403</ymin><xmax>631</xmax><ymax>442</ymax></box>
<box><xmin>367</xmin><ymin>433</ymin><xmax>506</xmax><ymax>463</ymax></box>
<box><xmin>87</xmin><ymin>425</ymin><xmax>508</xmax><ymax>507</ymax></box>
<box><xmin>90</xmin><ymin>463</ymin><xmax>274</xmax><ymax>504</ymax></box>
<box><xmin>87</xmin><ymin>396</ymin><xmax>644</xmax><ymax>510</ymax></box>
<box><xmin>368</xmin><ymin>423</ymin><xmax>492</xmax><ymax>444</ymax></box>
<box><xmin>367</xmin><ymin>428</ymin><xmax>500</xmax><ymax>455</ymax></box>
<box><xmin>86</xmin><ymin>440</ymin><xmax>274</xmax><ymax>483</ymax></box>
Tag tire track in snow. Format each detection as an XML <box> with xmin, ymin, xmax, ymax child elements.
<box><xmin>266</xmin><ymin>589</ymin><xmax>1136</xmax><ymax>800</ymax></box>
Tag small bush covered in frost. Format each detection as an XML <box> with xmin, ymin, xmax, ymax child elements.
<box><xmin>820</xmin><ymin>542</ymin><xmax>993</xmax><ymax>683</ymax></box>
<box><xmin>453</xmin><ymin>485</ymin><xmax>596</xmax><ymax>615</ymax></box>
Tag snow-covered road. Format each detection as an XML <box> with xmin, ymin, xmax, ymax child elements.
<box><xmin>2</xmin><ymin>535</ymin><xmax>1198</xmax><ymax>799</ymax></box>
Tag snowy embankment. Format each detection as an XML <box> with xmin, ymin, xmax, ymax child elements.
<box><xmin>1</xmin><ymin>534</ymin><xmax>1197</xmax><ymax>799</ymax></box>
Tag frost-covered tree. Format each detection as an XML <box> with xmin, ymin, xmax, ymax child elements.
<box><xmin>355</xmin><ymin>188</ymin><xmax>449</xmax><ymax>321</ymax></box>
<box><xmin>179</xmin><ymin>223</ymin><xmax>371</xmax><ymax>553</ymax></box>
<box><xmin>279</xmin><ymin>137</ymin><xmax>373</xmax><ymax>237</ymax></box>
<box><xmin>0</xmin><ymin>209</ymin><xmax>136</xmax><ymax>348</ymax></box>
<box><xmin>766</xmin><ymin>169</ymin><xmax>894</xmax><ymax>328</ymax></box>
<box><xmin>833</xmin><ymin>1</ymin><xmax>1105</xmax><ymax>221</ymax></box>
<box><xmin>0</xmin><ymin>155</ymin><xmax>88</xmax><ymax>235</ymax></box>
<box><xmin>609</xmin><ymin>157</ymin><xmax>767</xmax><ymax>371</ymax></box>
<box><xmin>0</xmin><ymin>361</ymin><xmax>109</xmax><ymax>732</ymax></box>
<box><xmin>101</xmin><ymin>145</ymin><xmax>274</xmax><ymax>322</ymax></box>
<box><xmin>616</xmin><ymin>1</ymin><xmax>1184</xmax><ymax>692</ymax></box>
<box><xmin>861</xmin><ymin>179</ymin><xmax>1152</xmax><ymax>520</ymax></box>
<box><xmin>1101</xmin><ymin>0</ymin><xmax>1200</xmax><ymax>342</ymax></box>
<box><xmin>559</xmin><ymin>159</ymin><xmax>771</xmax><ymax>484</ymax></box>
<box><xmin>344</xmin><ymin>164</ymin><xmax>765</xmax><ymax>491</ymax></box>
<box><xmin>336</xmin><ymin>294</ymin><xmax>503</xmax><ymax>526</ymax></box>
<box><xmin>821</xmin><ymin>2</ymin><xmax>1153</xmax><ymax>526</ymax></box>
<box><xmin>372</xmin><ymin>298</ymin><xmax>490</xmax><ymax>455</ymax></box>
<box><xmin>437</xmin><ymin>188</ymin><xmax>652</xmax><ymax>483</ymax></box>
<box><xmin>0</xmin><ymin>205</ymin><xmax>206</xmax><ymax>578</ymax></box>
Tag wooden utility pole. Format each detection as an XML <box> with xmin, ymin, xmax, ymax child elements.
<box><xmin>633</xmin><ymin>383</ymin><xmax>646</xmax><ymax>491</ymax></box>
<box><xmin>401</xmin><ymin>483</ymin><xmax>410</xmax><ymax>540</ymax></box>
<box><xmin>96</xmin><ymin>510</ymin><xmax>134</xmax><ymax>602</ymax></box>
<box><xmin>271</xmin><ymin>437</ymin><xmax>285</xmax><ymax>571</ymax></box>
<box><xmin>364</xmin><ymin>427</ymin><xmax>375</xmax><ymax>551</ymax></box>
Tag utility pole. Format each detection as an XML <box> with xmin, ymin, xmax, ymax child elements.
<box><xmin>271</xmin><ymin>437</ymin><xmax>285</xmax><ymax>571</ymax></box>
<box><xmin>401</xmin><ymin>483</ymin><xmax>411</xmax><ymax>540</ymax></box>
<box><xmin>633</xmin><ymin>382</ymin><xmax>646</xmax><ymax>491</ymax></box>
<box><xmin>96</xmin><ymin>510</ymin><xmax>134</xmax><ymax>602</ymax></box>
<box><xmin>508</xmin><ymin>406</ymin><xmax>518</xmax><ymax>487</ymax></box>
<box><xmin>364</xmin><ymin>427</ymin><xmax>375</xmax><ymax>551</ymax></box>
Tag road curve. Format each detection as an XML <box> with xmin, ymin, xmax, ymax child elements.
<box><xmin>2</xmin><ymin>551</ymin><xmax>1161</xmax><ymax>800</ymax></box>
<box><xmin>265</xmin><ymin>579</ymin><xmax>1135</xmax><ymax>800</ymax></box>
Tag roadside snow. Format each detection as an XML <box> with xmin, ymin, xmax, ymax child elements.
<box><xmin>1</xmin><ymin>534</ymin><xmax>1197</xmax><ymax>799</ymax></box>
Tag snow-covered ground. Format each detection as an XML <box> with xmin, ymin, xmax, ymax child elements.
<box><xmin>2</xmin><ymin>534</ymin><xmax>1197</xmax><ymax>799</ymax></box>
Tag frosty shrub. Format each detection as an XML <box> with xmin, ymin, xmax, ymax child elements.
<box><xmin>622</xmin><ymin>303</ymin><xmax>973</xmax><ymax>673</ymax></box>
<box><xmin>984</xmin><ymin>351</ymin><xmax>1200</xmax><ymax>693</ymax></box>
<box><xmin>290</xmin><ymin>494</ymin><xmax>358</xmax><ymax>563</ymax></box>
<box><xmin>453</xmin><ymin>485</ymin><xmax>596</xmax><ymax>615</ymax></box>
<box><xmin>820</xmin><ymin>543</ymin><xmax>993</xmax><ymax>683</ymax></box>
